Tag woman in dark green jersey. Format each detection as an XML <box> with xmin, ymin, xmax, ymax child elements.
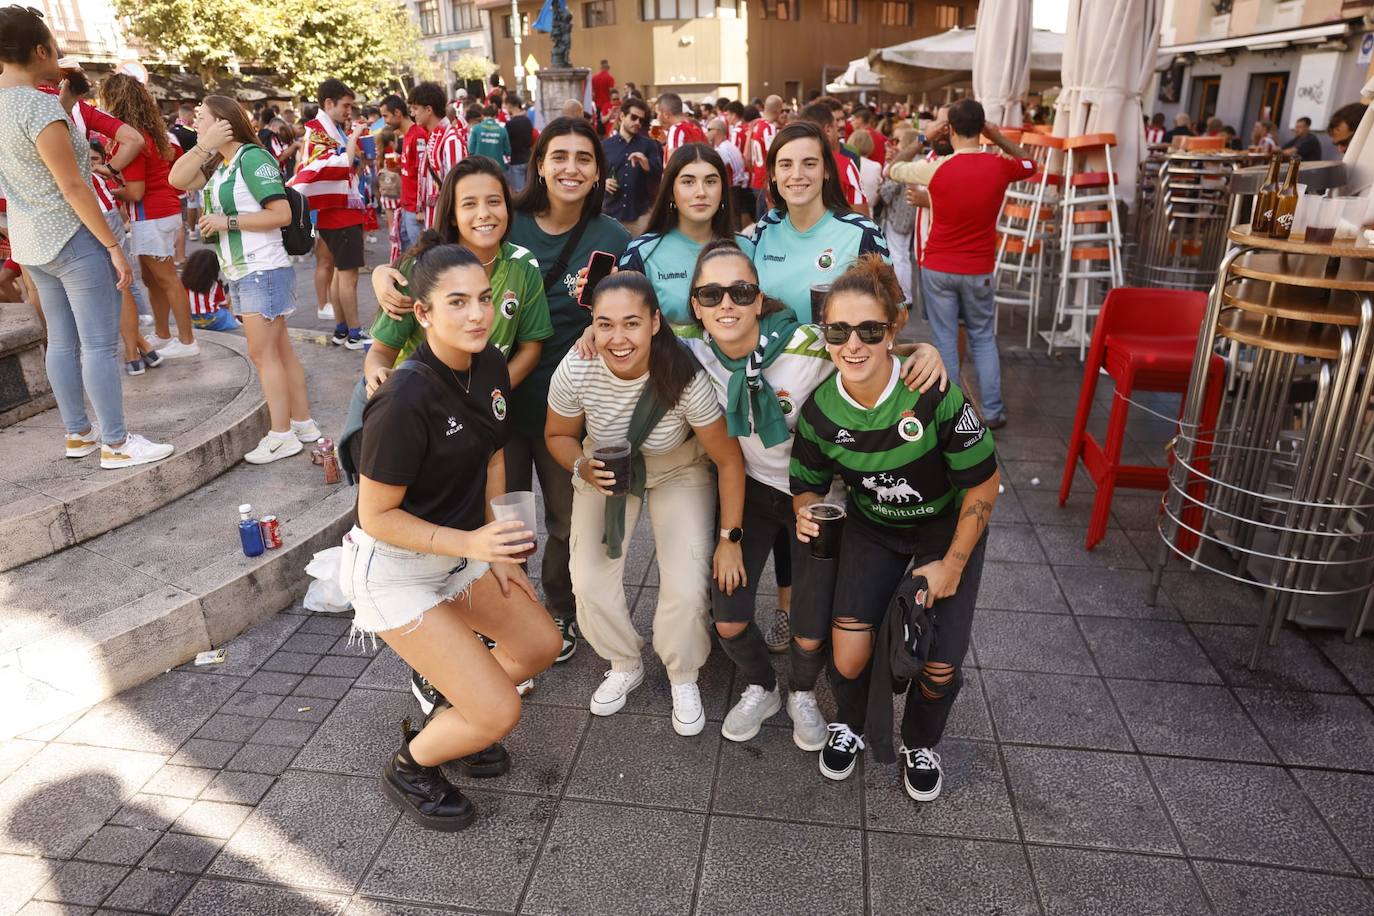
<box><xmin>791</xmin><ymin>255</ymin><xmax>1000</xmax><ymax>803</ymax></box>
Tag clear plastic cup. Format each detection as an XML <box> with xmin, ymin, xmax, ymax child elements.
<box><xmin>490</xmin><ymin>491</ymin><xmax>538</xmax><ymax>560</ymax></box>
<box><xmin>1337</xmin><ymin>197</ymin><xmax>1365</xmax><ymax>241</ymax></box>
<box><xmin>1306</xmin><ymin>197</ymin><xmax>1342</xmax><ymax>244</ymax></box>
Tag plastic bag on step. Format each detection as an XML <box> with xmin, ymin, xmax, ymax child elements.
<box><xmin>303</xmin><ymin>546</ymin><xmax>351</xmax><ymax>614</ymax></box>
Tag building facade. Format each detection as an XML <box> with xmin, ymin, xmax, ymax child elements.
<box><xmin>477</xmin><ymin>0</ymin><xmax>977</xmax><ymax>104</ymax></box>
<box><xmin>1152</xmin><ymin>0</ymin><xmax>1373</xmax><ymax>154</ymax></box>
<box><xmin>410</xmin><ymin>0</ymin><xmax>498</xmax><ymax>98</ymax></box>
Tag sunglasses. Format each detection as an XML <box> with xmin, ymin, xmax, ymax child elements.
<box><xmin>821</xmin><ymin>321</ymin><xmax>892</xmax><ymax>344</ymax></box>
<box><xmin>692</xmin><ymin>282</ymin><xmax>760</xmax><ymax>307</ymax></box>
<box><xmin>625</xmin><ymin>113</ymin><xmax>644</xmax><ymax>123</ymax></box>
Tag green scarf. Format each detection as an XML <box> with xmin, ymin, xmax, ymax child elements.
<box><xmin>710</xmin><ymin>310</ymin><xmax>799</xmax><ymax>449</ymax></box>
<box><xmin>602</xmin><ymin>382</ymin><xmax>670</xmax><ymax>559</ymax></box>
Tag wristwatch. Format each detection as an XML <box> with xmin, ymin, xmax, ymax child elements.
<box><xmin>719</xmin><ymin>526</ymin><xmax>743</xmax><ymax>543</ymax></box>
<box><xmin>227</xmin><ymin>215</ymin><xmax>239</xmax><ymax>231</ymax></box>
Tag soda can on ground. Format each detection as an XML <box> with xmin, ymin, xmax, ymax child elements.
<box><xmin>260</xmin><ymin>515</ymin><xmax>283</xmax><ymax>549</ymax></box>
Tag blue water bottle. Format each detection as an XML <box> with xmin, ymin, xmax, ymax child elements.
<box><xmin>238</xmin><ymin>503</ymin><xmax>265</xmax><ymax>557</ymax></box>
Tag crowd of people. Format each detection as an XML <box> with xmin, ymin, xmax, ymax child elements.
<box><xmin>2</xmin><ymin>6</ymin><xmax>1023</xmax><ymax>836</ymax></box>
<box><xmin>1147</xmin><ymin>105</ymin><xmax>1364</xmax><ymax>160</ymax></box>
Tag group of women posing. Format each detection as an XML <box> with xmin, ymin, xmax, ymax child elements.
<box><xmin>344</xmin><ymin>115</ymin><xmax>998</xmax><ymax>831</ymax></box>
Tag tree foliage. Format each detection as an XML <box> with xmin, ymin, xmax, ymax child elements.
<box><xmin>114</xmin><ymin>0</ymin><xmax>267</xmax><ymax>86</ymax></box>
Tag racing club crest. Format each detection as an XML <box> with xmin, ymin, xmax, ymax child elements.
<box><xmin>776</xmin><ymin>388</ymin><xmax>795</xmax><ymax>415</ymax></box>
<box><xmin>491</xmin><ymin>388</ymin><xmax>507</xmax><ymax>421</ymax></box>
<box><xmin>897</xmin><ymin>409</ymin><xmax>923</xmax><ymax>442</ymax></box>
<box><xmin>816</xmin><ymin>247</ymin><xmax>835</xmax><ymax>271</ymax></box>
<box><xmin>500</xmin><ymin>290</ymin><xmax>518</xmax><ymax>320</ymax></box>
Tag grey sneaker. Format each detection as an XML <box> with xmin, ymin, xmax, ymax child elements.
<box><xmin>763</xmin><ymin>607</ymin><xmax>790</xmax><ymax>654</ymax></box>
<box><xmin>787</xmin><ymin>690</ymin><xmax>828</xmax><ymax>751</ymax></box>
<box><xmin>721</xmin><ymin>684</ymin><xmax>781</xmax><ymax>742</ymax></box>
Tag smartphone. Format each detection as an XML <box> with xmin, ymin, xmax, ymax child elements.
<box><xmin>580</xmin><ymin>250</ymin><xmax>617</xmax><ymax>306</ymax></box>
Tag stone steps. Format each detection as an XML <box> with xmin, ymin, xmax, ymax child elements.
<box><xmin>0</xmin><ymin>304</ymin><xmax>54</xmax><ymax>429</ymax></box>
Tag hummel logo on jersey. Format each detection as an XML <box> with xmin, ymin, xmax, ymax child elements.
<box><xmin>254</xmin><ymin>163</ymin><xmax>280</xmax><ymax>180</ymax></box>
<box><xmin>834</xmin><ymin>428</ymin><xmax>855</xmax><ymax>444</ymax></box>
<box><xmin>954</xmin><ymin>404</ymin><xmax>982</xmax><ymax>435</ymax></box>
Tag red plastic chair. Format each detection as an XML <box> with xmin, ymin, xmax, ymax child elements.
<box><xmin>1059</xmin><ymin>288</ymin><xmax>1225</xmax><ymax>550</ymax></box>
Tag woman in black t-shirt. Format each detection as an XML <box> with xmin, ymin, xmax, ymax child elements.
<box><xmin>342</xmin><ymin>243</ymin><xmax>562</xmax><ymax>832</ymax></box>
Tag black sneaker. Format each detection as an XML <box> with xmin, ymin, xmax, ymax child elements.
<box><xmin>381</xmin><ymin>720</ymin><xmax>475</xmax><ymax>832</ymax></box>
<box><xmin>411</xmin><ymin>668</ymin><xmax>446</xmax><ymax>716</ymax></box>
<box><xmin>330</xmin><ymin>328</ymin><xmax>349</xmax><ymax>346</ymax></box>
<box><xmin>454</xmin><ymin>742</ymin><xmax>511</xmax><ymax>778</ymax></box>
<box><xmin>555</xmin><ymin>616</ymin><xmax>577</xmax><ymax>664</ymax></box>
<box><xmin>900</xmin><ymin>745</ymin><xmax>943</xmax><ymax>802</ymax></box>
<box><xmin>819</xmin><ymin>723</ymin><xmax>865</xmax><ymax>781</ymax></box>
<box><xmin>476</xmin><ymin>632</ymin><xmax>497</xmax><ymax>651</ymax></box>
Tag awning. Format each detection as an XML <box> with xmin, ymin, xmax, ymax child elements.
<box><xmin>1161</xmin><ymin>21</ymin><xmax>1349</xmax><ymax>56</ymax></box>
<box><xmin>825</xmin><ymin>57</ymin><xmax>881</xmax><ymax>94</ymax></box>
<box><xmin>867</xmin><ymin>26</ymin><xmax>1064</xmax><ymax>95</ymax></box>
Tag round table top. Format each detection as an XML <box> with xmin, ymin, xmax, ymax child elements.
<box><xmin>1228</xmin><ymin>225</ymin><xmax>1374</xmax><ymax>259</ymax></box>
<box><xmin>1230</xmin><ymin>250</ymin><xmax>1374</xmax><ymax>292</ymax></box>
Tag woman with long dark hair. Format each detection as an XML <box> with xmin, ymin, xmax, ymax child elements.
<box><xmin>544</xmin><ymin>272</ymin><xmax>745</xmax><ymax>734</ymax></box>
<box><xmin>748</xmin><ymin>121</ymin><xmax>891</xmax><ymax>323</ymax></box>
<box><xmin>99</xmin><ymin>73</ymin><xmax>198</xmax><ymax>358</ymax></box>
<box><xmin>342</xmin><ymin>242</ymin><xmax>562</xmax><ymax>831</ymax></box>
<box><xmin>169</xmin><ymin>95</ymin><xmax>319</xmax><ymax>464</ymax></box>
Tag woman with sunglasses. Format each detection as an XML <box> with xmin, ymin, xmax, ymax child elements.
<box><xmin>748</xmin><ymin>121</ymin><xmax>891</xmax><ymax>324</ymax></box>
<box><xmin>682</xmin><ymin>240</ymin><xmax>945</xmax><ymax>749</ymax></box>
<box><xmin>616</xmin><ymin>143</ymin><xmax>752</xmax><ymax>338</ymax></box>
<box><xmin>792</xmin><ymin>255</ymin><xmax>998</xmax><ymax>804</ymax></box>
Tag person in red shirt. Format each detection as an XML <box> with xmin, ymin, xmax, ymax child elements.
<box><xmin>851</xmin><ymin>107</ymin><xmax>886</xmax><ymax>166</ymax></box>
<box><xmin>381</xmin><ymin>93</ymin><xmax>426</xmax><ymax>253</ymax></box>
<box><xmin>591</xmin><ymin>60</ymin><xmax>616</xmax><ymax>115</ymax></box>
<box><xmin>746</xmin><ymin>95</ymin><xmax>781</xmax><ymax>220</ymax></box>
<box><xmin>407</xmin><ymin>81</ymin><xmax>464</xmax><ymax>230</ymax></box>
<box><xmin>889</xmin><ymin>99</ymin><xmax>1034</xmax><ymax>428</ymax></box>
<box><xmin>99</xmin><ymin>73</ymin><xmax>198</xmax><ymax>357</ymax></box>
<box><xmin>658</xmin><ymin>91</ymin><xmax>707</xmax><ymax>157</ymax></box>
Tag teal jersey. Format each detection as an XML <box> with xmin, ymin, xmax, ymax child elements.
<box><xmin>790</xmin><ymin>357</ymin><xmax>997</xmax><ymax>530</ymax></box>
<box><xmin>469</xmin><ymin>120</ymin><xmax>510</xmax><ymax>165</ymax></box>
<box><xmin>618</xmin><ymin>230</ymin><xmax>755</xmax><ymax>337</ymax></box>
<box><xmin>747</xmin><ymin>208</ymin><xmax>891</xmax><ymax>322</ymax></box>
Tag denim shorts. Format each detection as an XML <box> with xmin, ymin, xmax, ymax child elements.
<box><xmin>339</xmin><ymin>526</ymin><xmax>489</xmax><ymax>634</ymax></box>
<box><xmin>129</xmin><ymin>215</ymin><xmax>180</xmax><ymax>259</ymax></box>
<box><xmin>226</xmin><ymin>267</ymin><xmax>296</xmax><ymax>321</ymax></box>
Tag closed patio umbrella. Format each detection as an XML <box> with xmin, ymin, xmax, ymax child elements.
<box><xmin>1339</xmin><ymin>75</ymin><xmax>1374</xmax><ymax>197</ymax></box>
<box><xmin>973</xmin><ymin>0</ymin><xmax>1033</xmax><ymax>126</ymax></box>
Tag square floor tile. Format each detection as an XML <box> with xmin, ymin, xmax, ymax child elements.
<box><xmin>102</xmin><ymin>868</ymin><xmax>195</xmax><ymax>914</ymax></box>
<box><xmin>33</xmin><ymin>861</ymin><xmax>128</xmax><ymax>906</ymax></box>
<box><xmin>138</xmin><ymin>832</ymin><xmax>225</xmax><ymax>874</ymax></box>
<box><xmin>292</xmin><ymin>688</ymin><xmax>414</xmax><ymax>777</ymax></box>
<box><xmin>1111</xmin><ymin>493</ymin><xmax>1168</xmax><ymax>532</ymax></box>
<box><xmin>1055</xmin><ymin>567</ymin><xmax>1179</xmax><ymax>620</ymax></box>
<box><xmin>353</xmin><ymin>649</ymin><xmax>410</xmax><ymax>693</ymax></box>
<box><xmin>143</xmin><ymin>765</ymin><xmax>217</xmax><ymax>799</ymax></box>
<box><xmin>983</xmin><ymin>670</ymin><xmax>1131</xmax><ymax>750</ymax></box>
<box><xmin>361</xmin><ymin>790</ymin><xmax>555</xmax><ymax>912</ymax></box>
<box><xmin>107</xmin><ymin>794</ymin><xmax>193</xmax><ymax>833</ymax></box>
<box><xmin>984</xmin><ymin>527</ymin><xmax>1050</xmax><ymax>566</ymax></box>
<box><xmin>171</xmin><ymin>800</ymin><xmax>252</xmax><ymax>840</ymax></box>
<box><xmin>57</xmin><ymin>673</ymin><xmax>241</xmax><ymax>755</ymax></box>
<box><xmin>974</xmin><ymin>561</ymin><xmax>1067</xmax><ymax>614</ymax></box>
<box><xmin>868</xmin><ymin>833</ymin><xmax>1037</xmax><ymax>916</ymax></box>
<box><xmin>864</xmin><ymin>738</ymin><xmax>1017</xmax><ymax>840</ymax></box>
<box><xmin>520</xmin><ymin>800</ymin><xmax>703</xmax><ymax>916</ymax></box>
<box><xmin>168</xmin><ymin>740</ymin><xmax>240</xmax><ymax>770</ymax></box>
<box><xmin>1003</xmin><ymin>746</ymin><xmax>1179</xmax><ymax>854</ymax></box>
<box><xmin>1193</xmin><ymin>861</ymin><xmax>1374</xmax><ymax>916</ymax></box>
<box><xmin>944</xmin><ymin>669</ymin><xmax>995</xmax><ymax>742</ymax></box>
<box><xmin>1236</xmin><ymin>689</ymin><xmax>1374</xmax><ymax>771</ymax></box>
<box><xmin>1029</xmin><ymin>847</ymin><xmax>1208</xmax><ymax>916</ymax></box>
<box><xmin>564</xmin><ymin>714</ymin><xmax>718</xmax><ymax>811</ymax></box>
<box><xmin>1192</xmin><ymin>624</ymin><xmax>1350</xmax><ymax>693</ymax></box>
<box><xmin>73</xmin><ymin>825</ymin><xmax>160</xmax><ymax>866</ymax></box>
<box><xmin>972</xmin><ymin>611</ymin><xmax>1097</xmax><ymax>675</ymax></box>
<box><xmin>224</xmin><ymin>743</ymin><xmax>297</xmax><ymax>776</ymax></box>
<box><xmin>172</xmin><ymin>877</ymin><xmax>346</xmax><ymax>915</ymax></box>
<box><xmin>1312</xmin><ymin>633</ymin><xmax>1374</xmax><ymax>693</ymax></box>
<box><xmin>1159</xmin><ymin>571</ymin><xmax>1263</xmax><ymax>625</ymax></box>
<box><xmin>1036</xmin><ymin>526</ymin><xmax>1147</xmax><ymax>570</ymax></box>
<box><xmin>447</xmin><ymin>703</ymin><xmax>587</xmax><ymax>797</ymax></box>
<box><xmin>1078</xmin><ymin>617</ymin><xmax>1220</xmax><ymax>683</ymax></box>
<box><xmin>1106</xmin><ymin>679</ymin><xmax>1276</xmax><ymax>763</ymax></box>
<box><xmin>1147</xmin><ymin>756</ymin><xmax>1352</xmax><ymax>872</ymax></box>
<box><xmin>1292</xmin><ymin>769</ymin><xmax>1374</xmax><ymax>876</ymax></box>
<box><xmin>697</xmin><ymin>816</ymin><xmax>862</xmax><ymax>916</ymax></box>
<box><xmin>713</xmin><ymin>724</ymin><xmax>859</xmax><ymax>826</ymax></box>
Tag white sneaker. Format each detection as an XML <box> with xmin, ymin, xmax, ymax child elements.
<box><xmin>516</xmin><ymin>678</ymin><xmax>535</xmax><ymax>697</ymax></box>
<box><xmin>138</xmin><ymin>314</ymin><xmax>154</xmax><ymax>327</ymax></box>
<box><xmin>291</xmin><ymin>419</ymin><xmax>323</xmax><ymax>443</ymax></box>
<box><xmin>158</xmin><ymin>339</ymin><xmax>200</xmax><ymax>359</ymax></box>
<box><xmin>317</xmin><ymin>302</ymin><xmax>335</xmax><ymax>320</ymax></box>
<box><xmin>721</xmin><ymin>684</ymin><xmax>781</xmax><ymax>742</ymax></box>
<box><xmin>146</xmin><ymin>333</ymin><xmax>172</xmax><ymax>349</ymax></box>
<box><xmin>244</xmin><ymin>433</ymin><xmax>303</xmax><ymax>465</ymax></box>
<box><xmin>100</xmin><ymin>433</ymin><xmax>174</xmax><ymax>469</ymax></box>
<box><xmin>65</xmin><ymin>423</ymin><xmax>101</xmax><ymax>458</ymax></box>
<box><xmin>590</xmin><ymin>666</ymin><xmax>644</xmax><ymax>716</ymax></box>
<box><xmin>787</xmin><ymin>690</ymin><xmax>828</xmax><ymax>751</ymax></box>
<box><xmin>670</xmin><ymin>681</ymin><xmax>705</xmax><ymax>736</ymax></box>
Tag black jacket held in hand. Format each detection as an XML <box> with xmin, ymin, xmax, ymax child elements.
<box><xmin>867</xmin><ymin>575</ymin><xmax>934</xmax><ymax>764</ymax></box>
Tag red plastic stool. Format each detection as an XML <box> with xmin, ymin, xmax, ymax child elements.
<box><xmin>1059</xmin><ymin>288</ymin><xmax>1225</xmax><ymax>550</ymax></box>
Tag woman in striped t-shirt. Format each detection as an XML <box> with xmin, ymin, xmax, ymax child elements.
<box><xmin>544</xmin><ymin>272</ymin><xmax>746</xmax><ymax>737</ymax></box>
<box><xmin>170</xmin><ymin>96</ymin><xmax>320</xmax><ymax>465</ymax></box>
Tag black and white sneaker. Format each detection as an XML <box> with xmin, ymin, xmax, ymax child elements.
<box><xmin>330</xmin><ymin>328</ymin><xmax>349</xmax><ymax>347</ymax></box>
<box><xmin>819</xmin><ymin>723</ymin><xmax>865</xmax><ymax>781</ymax></box>
<box><xmin>411</xmin><ymin>669</ymin><xmax>446</xmax><ymax>716</ymax></box>
<box><xmin>900</xmin><ymin>745</ymin><xmax>943</xmax><ymax>802</ymax></box>
<box><xmin>476</xmin><ymin>632</ymin><xmax>497</xmax><ymax>650</ymax></box>
<box><xmin>555</xmin><ymin>617</ymin><xmax>577</xmax><ymax>663</ymax></box>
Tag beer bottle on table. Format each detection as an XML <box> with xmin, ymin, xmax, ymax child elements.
<box><xmin>1270</xmin><ymin>156</ymin><xmax>1301</xmax><ymax>240</ymax></box>
<box><xmin>1252</xmin><ymin>154</ymin><xmax>1281</xmax><ymax>234</ymax></box>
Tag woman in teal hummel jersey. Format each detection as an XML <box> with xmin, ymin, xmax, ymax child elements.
<box><xmin>748</xmin><ymin>121</ymin><xmax>891</xmax><ymax>324</ymax></box>
<box><xmin>617</xmin><ymin>143</ymin><xmax>753</xmax><ymax>337</ymax></box>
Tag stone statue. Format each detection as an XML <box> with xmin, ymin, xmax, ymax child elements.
<box><xmin>551</xmin><ymin>0</ymin><xmax>573</xmax><ymax>69</ymax></box>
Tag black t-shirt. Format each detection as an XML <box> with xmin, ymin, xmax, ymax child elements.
<box><xmin>506</xmin><ymin>115</ymin><xmax>534</xmax><ymax>166</ymax></box>
<box><xmin>1283</xmin><ymin>133</ymin><xmax>1322</xmax><ymax>162</ymax></box>
<box><xmin>171</xmin><ymin>123</ymin><xmax>197</xmax><ymax>152</ymax></box>
<box><xmin>358</xmin><ymin>342</ymin><xmax>512</xmax><ymax>530</ymax></box>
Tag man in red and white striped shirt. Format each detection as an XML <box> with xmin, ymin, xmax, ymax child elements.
<box><xmin>288</xmin><ymin>78</ymin><xmax>369</xmax><ymax>347</ymax></box>
<box><xmin>658</xmin><ymin>91</ymin><xmax>707</xmax><ymax>157</ymax></box>
<box><xmin>746</xmin><ymin>95</ymin><xmax>782</xmax><ymax>221</ymax></box>
<box><xmin>408</xmin><ymin>82</ymin><xmax>464</xmax><ymax>229</ymax></box>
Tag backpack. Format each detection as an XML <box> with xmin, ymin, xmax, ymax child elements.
<box><xmin>280</xmin><ymin>185</ymin><xmax>314</xmax><ymax>256</ymax></box>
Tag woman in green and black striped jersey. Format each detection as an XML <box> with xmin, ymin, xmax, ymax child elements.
<box><xmin>790</xmin><ymin>255</ymin><xmax>1000</xmax><ymax>804</ymax></box>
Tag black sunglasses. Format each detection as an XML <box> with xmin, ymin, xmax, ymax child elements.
<box><xmin>692</xmin><ymin>282</ymin><xmax>760</xmax><ymax>307</ymax></box>
<box><xmin>821</xmin><ymin>321</ymin><xmax>891</xmax><ymax>344</ymax></box>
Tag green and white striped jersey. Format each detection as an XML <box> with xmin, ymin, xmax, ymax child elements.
<box><xmin>790</xmin><ymin>356</ymin><xmax>997</xmax><ymax>529</ymax></box>
<box><xmin>203</xmin><ymin>144</ymin><xmax>290</xmax><ymax>282</ymax></box>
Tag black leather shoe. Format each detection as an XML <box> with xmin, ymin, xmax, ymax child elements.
<box><xmin>381</xmin><ymin>721</ymin><xmax>475</xmax><ymax>831</ymax></box>
<box><xmin>454</xmin><ymin>742</ymin><xmax>511</xmax><ymax>778</ymax></box>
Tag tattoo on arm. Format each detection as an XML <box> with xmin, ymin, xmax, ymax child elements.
<box><xmin>951</xmin><ymin>549</ymin><xmax>969</xmax><ymax>563</ymax></box>
<box><xmin>960</xmin><ymin>498</ymin><xmax>993</xmax><ymax>533</ymax></box>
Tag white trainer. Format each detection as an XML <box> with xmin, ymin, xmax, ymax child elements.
<box><xmin>590</xmin><ymin>666</ymin><xmax>644</xmax><ymax>716</ymax></box>
<box><xmin>65</xmin><ymin>423</ymin><xmax>102</xmax><ymax>458</ymax></box>
<box><xmin>100</xmin><ymin>433</ymin><xmax>174</xmax><ymax>470</ymax></box>
<box><xmin>721</xmin><ymin>684</ymin><xmax>781</xmax><ymax>742</ymax></box>
<box><xmin>291</xmin><ymin>419</ymin><xmax>323</xmax><ymax>443</ymax></box>
<box><xmin>158</xmin><ymin>339</ymin><xmax>200</xmax><ymax>359</ymax></box>
<box><xmin>146</xmin><ymin>333</ymin><xmax>172</xmax><ymax>349</ymax></box>
<box><xmin>317</xmin><ymin>302</ymin><xmax>336</xmax><ymax>320</ymax></box>
<box><xmin>787</xmin><ymin>690</ymin><xmax>828</xmax><ymax>751</ymax></box>
<box><xmin>244</xmin><ymin>433</ymin><xmax>303</xmax><ymax>465</ymax></box>
<box><xmin>670</xmin><ymin>680</ymin><xmax>705</xmax><ymax>736</ymax></box>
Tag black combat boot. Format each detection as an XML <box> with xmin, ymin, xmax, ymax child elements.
<box><xmin>381</xmin><ymin>720</ymin><xmax>476</xmax><ymax>831</ymax></box>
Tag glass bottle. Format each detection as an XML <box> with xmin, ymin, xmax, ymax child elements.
<box><xmin>1270</xmin><ymin>156</ymin><xmax>1301</xmax><ymax>240</ymax></box>
<box><xmin>1252</xmin><ymin>154</ymin><xmax>1281</xmax><ymax>234</ymax></box>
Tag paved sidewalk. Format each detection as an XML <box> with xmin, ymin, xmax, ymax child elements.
<box><xmin>4</xmin><ymin>336</ymin><xmax>1374</xmax><ymax>913</ymax></box>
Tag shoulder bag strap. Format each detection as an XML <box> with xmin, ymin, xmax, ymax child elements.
<box><xmin>541</xmin><ymin>212</ymin><xmax>593</xmax><ymax>295</ymax></box>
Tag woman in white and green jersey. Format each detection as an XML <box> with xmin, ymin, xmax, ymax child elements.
<box><xmin>367</xmin><ymin>156</ymin><xmax>552</xmax><ymax>398</ymax></box>
<box><xmin>681</xmin><ymin>240</ymin><xmax>946</xmax><ymax>752</ymax></box>
<box><xmin>791</xmin><ymin>255</ymin><xmax>1000</xmax><ymax>805</ymax></box>
<box><xmin>169</xmin><ymin>96</ymin><xmax>320</xmax><ymax>465</ymax></box>
<box><xmin>617</xmin><ymin>143</ymin><xmax>753</xmax><ymax>338</ymax></box>
<box><xmin>748</xmin><ymin>121</ymin><xmax>891</xmax><ymax>324</ymax></box>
